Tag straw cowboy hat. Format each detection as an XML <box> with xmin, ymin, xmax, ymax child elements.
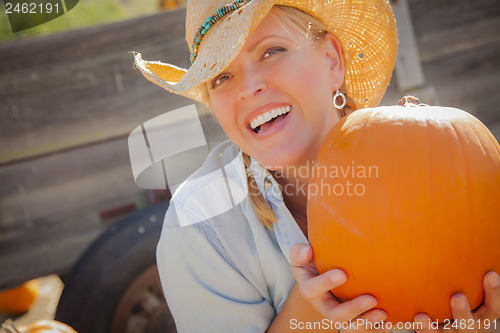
<box><xmin>133</xmin><ymin>0</ymin><xmax>398</xmax><ymax>109</ymax></box>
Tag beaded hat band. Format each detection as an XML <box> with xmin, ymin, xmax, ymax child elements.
<box><xmin>133</xmin><ymin>0</ymin><xmax>398</xmax><ymax>109</ymax></box>
<box><xmin>190</xmin><ymin>0</ymin><xmax>252</xmax><ymax>63</ymax></box>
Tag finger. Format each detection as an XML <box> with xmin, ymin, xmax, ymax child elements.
<box><xmin>353</xmin><ymin>309</ymin><xmax>389</xmax><ymax>333</ymax></box>
<box><xmin>340</xmin><ymin>309</ymin><xmax>388</xmax><ymax>333</ymax></box>
<box><xmin>450</xmin><ymin>294</ymin><xmax>475</xmax><ymax>332</ymax></box>
<box><xmin>290</xmin><ymin>244</ymin><xmax>324</xmax><ymax>290</ymax></box>
<box><xmin>414</xmin><ymin>313</ymin><xmax>437</xmax><ymax>333</ymax></box>
<box><xmin>324</xmin><ymin>294</ymin><xmax>379</xmax><ymax>323</ymax></box>
<box><xmin>451</xmin><ymin>293</ymin><xmax>474</xmax><ymax>319</ymax></box>
<box><xmin>290</xmin><ymin>243</ymin><xmax>313</xmax><ymax>266</ymax></box>
<box><xmin>299</xmin><ymin>269</ymin><xmax>347</xmax><ymax>300</ymax></box>
<box><xmin>482</xmin><ymin>271</ymin><xmax>500</xmax><ymax>320</ymax></box>
<box><xmin>290</xmin><ymin>244</ymin><xmax>321</xmax><ymax>285</ymax></box>
<box><xmin>290</xmin><ymin>244</ymin><xmax>319</xmax><ymax>277</ymax></box>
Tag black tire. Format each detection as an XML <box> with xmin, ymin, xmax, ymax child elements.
<box><xmin>55</xmin><ymin>201</ymin><xmax>176</xmax><ymax>333</ymax></box>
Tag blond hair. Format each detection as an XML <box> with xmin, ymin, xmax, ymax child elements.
<box><xmin>242</xmin><ymin>152</ymin><xmax>276</xmax><ymax>228</ymax></box>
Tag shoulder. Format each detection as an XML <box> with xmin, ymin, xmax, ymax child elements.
<box><xmin>166</xmin><ymin>140</ymin><xmax>249</xmax><ymax>228</ymax></box>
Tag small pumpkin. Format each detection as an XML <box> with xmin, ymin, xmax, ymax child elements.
<box><xmin>307</xmin><ymin>97</ymin><xmax>500</xmax><ymax>323</ymax></box>
<box><xmin>0</xmin><ymin>280</ymin><xmax>39</xmax><ymax>315</ymax></box>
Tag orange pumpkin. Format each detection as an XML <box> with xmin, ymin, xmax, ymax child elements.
<box><xmin>0</xmin><ymin>279</ymin><xmax>39</xmax><ymax>315</ymax></box>
<box><xmin>307</xmin><ymin>97</ymin><xmax>500</xmax><ymax>324</ymax></box>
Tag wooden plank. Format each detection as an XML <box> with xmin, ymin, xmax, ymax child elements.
<box><xmin>0</xmin><ymin>138</ymin><xmax>131</xmax><ymax>199</ymax></box>
<box><xmin>0</xmin><ymin>138</ymin><xmax>143</xmax><ymax>235</ymax></box>
<box><xmin>0</xmin><ymin>8</ymin><xmax>193</xmax><ymax>165</ymax></box>
<box><xmin>408</xmin><ymin>0</ymin><xmax>500</xmax><ymax>33</ymax></box>
<box><xmin>416</xmin><ymin>17</ymin><xmax>500</xmax><ymax>63</ymax></box>
<box><xmin>382</xmin><ymin>41</ymin><xmax>500</xmax><ymax>140</ymax></box>
<box><xmin>0</xmin><ymin>110</ymin><xmax>225</xmax><ymax>230</ymax></box>
<box><xmin>0</xmin><ymin>9</ymin><xmax>188</xmax><ymax>73</ymax></box>
<box><xmin>0</xmin><ymin>137</ymin><xmax>149</xmax><ymax>289</ymax></box>
<box><xmin>422</xmin><ymin>42</ymin><xmax>500</xmax><ymax>123</ymax></box>
<box><xmin>0</xmin><ymin>8</ymin><xmax>196</xmax><ymax>289</ymax></box>
<box><xmin>0</xmin><ymin>164</ymin><xmax>140</xmax><ymax>230</ymax></box>
<box><xmin>408</xmin><ymin>0</ymin><xmax>500</xmax><ymax>62</ymax></box>
<box><xmin>383</xmin><ymin>0</ymin><xmax>500</xmax><ymax>141</ymax></box>
<box><xmin>0</xmin><ymin>209</ymin><xmax>105</xmax><ymax>290</ymax></box>
<box><xmin>392</xmin><ymin>0</ymin><xmax>425</xmax><ymax>91</ymax></box>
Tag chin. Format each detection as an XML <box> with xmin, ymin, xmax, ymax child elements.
<box><xmin>242</xmin><ymin>135</ymin><xmax>317</xmax><ymax>170</ymax></box>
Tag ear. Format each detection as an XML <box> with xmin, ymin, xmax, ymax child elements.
<box><xmin>323</xmin><ymin>32</ymin><xmax>345</xmax><ymax>91</ymax></box>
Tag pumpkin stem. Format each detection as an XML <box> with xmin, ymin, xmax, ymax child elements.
<box><xmin>398</xmin><ymin>95</ymin><xmax>428</xmax><ymax>107</ymax></box>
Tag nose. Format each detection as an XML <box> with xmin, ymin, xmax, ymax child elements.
<box><xmin>237</xmin><ymin>66</ymin><xmax>266</xmax><ymax>101</ymax></box>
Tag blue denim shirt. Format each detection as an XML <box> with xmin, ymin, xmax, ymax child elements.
<box><xmin>157</xmin><ymin>140</ymin><xmax>308</xmax><ymax>332</ymax></box>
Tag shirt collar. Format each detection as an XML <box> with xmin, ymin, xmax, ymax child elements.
<box><xmin>249</xmin><ymin>156</ymin><xmax>283</xmax><ymax>202</ymax></box>
<box><xmin>247</xmin><ymin>155</ymin><xmax>308</xmax><ymax>263</ymax></box>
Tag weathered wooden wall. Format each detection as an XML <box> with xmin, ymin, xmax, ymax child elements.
<box><xmin>0</xmin><ymin>9</ymin><xmax>196</xmax><ymax>289</ymax></box>
<box><xmin>0</xmin><ymin>0</ymin><xmax>499</xmax><ymax>289</ymax></box>
<box><xmin>382</xmin><ymin>0</ymin><xmax>500</xmax><ymax>138</ymax></box>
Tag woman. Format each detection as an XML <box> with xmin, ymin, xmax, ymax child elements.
<box><xmin>133</xmin><ymin>0</ymin><xmax>500</xmax><ymax>332</ymax></box>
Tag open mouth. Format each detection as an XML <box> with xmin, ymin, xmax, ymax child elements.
<box><xmin>249</xmin><ymin>105</ymin><xmax>291</xmax><ymax>134</ymax></box>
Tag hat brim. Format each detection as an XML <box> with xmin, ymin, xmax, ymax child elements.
<box><xmin>134</xmin><ymin>0</ymin><xmax>276</xmax><ymax>106</ymax></box>
<box><xmin>133</xmin><ymin>0</ymin><xmax>398</xmax><ymax>109</ymax></box>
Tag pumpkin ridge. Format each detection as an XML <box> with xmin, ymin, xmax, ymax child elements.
<box><xmin>347</xmin><ymin>110</ymin><xmax>377</xmax><ymax>295</ymax></box>
<box><xmin>449</xmin><ymin>120</ymin><xmax>476</xmax><ymax>299</ymax></box>
<box><xmin>419</xmin><ymin>116</ymin><xmax>436</xmax><ymax>315</ymax></box>
<box><xmin>362</xmin><ymin>110</ymin><xmax>384</xmax><ymax>299</ymax></box>
<box><xmin>462</xmin><ymin>118</ymin><xmax>500</xmax><ymax>292</ymax></box>
<box><xmin>391</xmin><ymin>110</ymin><xmax>408</xmax><ymax>313</ymax></box>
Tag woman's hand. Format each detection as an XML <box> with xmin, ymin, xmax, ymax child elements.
<box><xmin>290</xmin><ymin>243</ymin><xmax>390</xmax><ymax>333</ymax></box>
<box><xmin>414</xmin><ymin>271</ymin><xmax>500</xmax><ymax>333</ymax></box>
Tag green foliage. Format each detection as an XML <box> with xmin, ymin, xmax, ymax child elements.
<box><xmin>0</xmin><ymin>0</ymin><xmax>161</xmax><ymax>42</ymax></box>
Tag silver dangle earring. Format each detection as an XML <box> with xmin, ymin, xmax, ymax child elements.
<box><xmin>333</xmin><ymin>89</ymin><xmax>346</xmax><ymax>110</ymax></box>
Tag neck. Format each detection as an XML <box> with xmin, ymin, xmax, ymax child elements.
<box><xmin>270</xmin><ymin>159</ymin><xmax>315</xmax><ymax>237</ymax></box>
<box><xmin>273</xmin><ymin>172</ymin><xmax>308</xmax><ymax>210</ymax></box>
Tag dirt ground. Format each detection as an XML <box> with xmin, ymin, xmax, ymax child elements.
<box><xmin>0</xmin><ymin>275</ymin><xmax>64</xmax><ymax>332</ymax></box>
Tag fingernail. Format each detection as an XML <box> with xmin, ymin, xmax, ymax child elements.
<box><xmin>488</xmin><ymin>272</ymin><xmax>500</xmax><ymax>288</ymax></box>
<box><xmin>452</xmin><ymin>294</ymin><xmax>467</xmax><ymax>310</ymax></box>
<box><xmin>361</xmin><ymin>296</ymin><xmax>377</xmax><ymax>310</ymax></box>
<box><xmin>331</xmin><ymin>270</ymin><xmax>347</xmax><ymax>284</ymax></box>
<box><xmin>414</xmin><ymin>314</ymin><xmax>429</xmax><ymax>327</ymax></box>
<box><xmin>299</xmin><ymin>246</ymin><xmax>309</xmax><ymax>260</ymax></box>
<box><xmin>373</xmin><ymin>310</ymin><xmax>387</xmax><ymax>322</ymax></box>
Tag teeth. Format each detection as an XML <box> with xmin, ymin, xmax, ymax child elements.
<box><xmin>250</xmin><ymin>105</ymin><xmax>291</xmax><ymax>130</ymax></box>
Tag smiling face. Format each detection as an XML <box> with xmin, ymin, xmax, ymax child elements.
<box><xmin>207</xmin><ymin>7</ymin><xmax>345</xmax><ymax>170</ymax></box>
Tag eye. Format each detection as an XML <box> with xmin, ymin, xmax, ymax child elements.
<box><xmin>211</xmin><ymin>73</ymin><xmax>232</xmax><ymax>89</ymax></box>
<box><xmin>261</xmin><ymin>46</ymin><xmax>287</xmax><ymax>60</ymax></box>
